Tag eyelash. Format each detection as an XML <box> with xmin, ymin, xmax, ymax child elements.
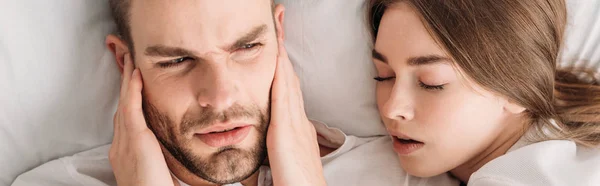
<box><xmin>158</xmin><ymin>57</ymin><xmax>193</xmax><ymax>68</ymax></box>
<box><xmin>373</xmin><ymin>76</ymin><xmax>445</xmax><ymax>90</ymax></box>
<box><xmin>419</xmin><ymin>82</ymin><xmax>445</xmax><ymax>90</ymax></box>
<box><xmin>373</xmin><ymin>77</ymin><xmax>395</xmax><ymax>81</ymax></box>
<box><xmin>157</xmin><ymin>43</ymin><xmax>263</xmax><ymax>69</ymax></box>
<box><xmin>241</xmin><ymin>43</ymin><xmax>262</xmax><ymax>50</ymax></box>
<box><xmin>236</xmin><ymin>42</ymin><xmax>263</xmax><ymax>55</ymax></box>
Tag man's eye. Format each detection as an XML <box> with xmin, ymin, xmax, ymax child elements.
<box><xmin>240</xmin><ymin>43</ymin><xmax>262</xmax><ymax>50</ymax></box>
<box><xmin>231</xmin><ymin>43</ymin><xmax>263</xmax><ymax>61</ymax></box>
<box><xmin>157</xmin><ymin>57</ymin><xmax>192</xmax><ymax>68</ymax></box>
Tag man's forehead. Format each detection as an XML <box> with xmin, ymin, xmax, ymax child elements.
<box><xmin>129</xmin><ymin>0</ymin><xmax>273</xmax><ymax>51</ymax></box>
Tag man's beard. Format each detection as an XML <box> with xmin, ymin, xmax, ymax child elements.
<box><xmin>141</xmin><ymin>96</ymin><xmax>270</xmax><ymax>184</ymax></box>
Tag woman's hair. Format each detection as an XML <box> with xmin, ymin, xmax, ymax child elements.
<box><xmin>368</xmin><ymin>0</ymin><xmax>600</xmax><ymax>147</ymax></box>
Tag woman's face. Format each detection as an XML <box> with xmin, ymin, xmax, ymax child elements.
<box><xmin>373</xmin><ymin>3</ymin><xmax>521</xmax><ymax>177</ymax></box>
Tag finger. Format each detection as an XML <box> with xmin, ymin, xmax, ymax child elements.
<box><xmin>277</xmin><ymin>39</ymin><xmax>305</xmax><ymax>111</ymax></box>
<box><xmin>271</xmin><ymin>39</ymin><xmax>290</xmax><ymax>112</ymax></box>
<box><xmin>120</xmin><ymin>54</ymin><xmax>133</xmax><ymax>100</ymax></box>
<box><xmin>117</xmin><ymin>109</ymin><xmax>129</xmax><ymax>156</ymax></box>
<box><xmin>112</xmin><ymin>111</ymin><xmax>120</xmax><ymax>144</ymax></box>
<box><xmin>124</xmin><ymin>68</ymin><xmax>148</xmax><ymax>132</ymax></box>
<box><xmin>116</xmin><ymin>108</ymin><xmax>127</xmax><ymax>148</ymax></box>
<box><xmin>111</xmin><ymin>115</ymin><xmax>120</xmax><ymax>157</ymax></box>
<box><xmin>277</xmin><ymin>39</ymin><xmax>300</xmax><ymax>89</ymax></box>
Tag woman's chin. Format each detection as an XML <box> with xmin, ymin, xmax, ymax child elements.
<box><xmin>399</xmin><ymin>159</ymin><xmax>447</xmax><ymax>178</ymax></box>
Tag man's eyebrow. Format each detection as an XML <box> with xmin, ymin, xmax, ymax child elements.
<box><xmin>144</xmin><ymin>25</ymin><xmax>268</xmax><ymax>58</ymax></box>
<box><xmin>228</xmin><ymin>24</ymin><xmax>268</xmax><ymax>51</ymax></box>
<box><xmin>372</xmin><ymin>49</ymin><xmax>450</xmax><ymax>66</ymax></box>
<box><xmin>145</xmin><ymin>45</ymin><xmax>198</xmax><ymax>58</ymax></box>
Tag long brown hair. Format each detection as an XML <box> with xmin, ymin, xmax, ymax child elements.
<box><xmin>368</xmin><ymin>0</ymin><xmax>600</xmax><ymax>147</ymax></box>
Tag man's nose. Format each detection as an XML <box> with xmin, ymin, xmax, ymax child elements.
<box><xmin>196</xmin><ymin>65</ymin><xmax>238</xmax><ymax>111</ymax></box>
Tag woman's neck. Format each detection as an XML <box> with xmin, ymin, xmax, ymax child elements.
<box><xmin>449</xmin><ymin>115</ymin><xmax>527</xmax><ymax>183</ymax></box>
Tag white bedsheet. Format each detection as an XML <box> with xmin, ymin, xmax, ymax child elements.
<box><xmin>12</xmin><ymin>122</ymin><xmax>460</xmax><ymax>186</ymax></box>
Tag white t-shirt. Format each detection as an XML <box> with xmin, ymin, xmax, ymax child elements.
<box><xmin>469</xmin><ymin>134</ymin><xmax>600</xmax><ymax>186</ymax></box>
<box><xmin>12</xmin><ymin>120</ymin><xmax>459</xmax><ymax>186</ymax></box>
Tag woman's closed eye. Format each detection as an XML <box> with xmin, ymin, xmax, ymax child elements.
<box><xmin>374</xmin><ymin>76</ymin><xmax>446</xmax><ymax>90</ymax></box>
<box><xmin>374</xmin><ymin>76</ymin><xmax>395</xmax><ymax>82</ymax></box>
<box><xmin>419</xmin><ymin>82</ymin><xmax>445</xmax><ymax>90</ymax></box>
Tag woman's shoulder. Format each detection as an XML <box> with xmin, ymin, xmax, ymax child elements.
<box><xmin>469</xmin><ymin>140</ymin><xmax>600</xmax><ymax>186</ymax></box>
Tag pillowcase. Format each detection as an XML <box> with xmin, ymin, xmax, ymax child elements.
<box><xmin>0</xmin><ymin>1</ymin><xmax>117</xmax><ymax>185</ymax></box>
<box><xmin>561</xmin><ymin>0</ymin><xmax>600</xmax><ymax>76</ymax></box>
<box><xmin>277</xmin><ymin>0</ymin><xmax>388</xmax><ymax>137</ymax></box>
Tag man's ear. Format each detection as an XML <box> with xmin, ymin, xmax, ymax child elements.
<box><xmin>273</xmin><ymin>4</ymin><xmax>286</xmax><ymax>41</ymax></box>
<box><xmin>105</xmin><ymin>34</ymin><xmax>131</xmax><ymax>75</ymax></box>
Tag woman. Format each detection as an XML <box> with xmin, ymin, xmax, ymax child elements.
<box><xmin>368</xmin><ymin>0</ymin><xmax>600</xmax><ymax>185</ymax></box>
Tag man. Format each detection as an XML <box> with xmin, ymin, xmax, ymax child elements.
<box><xmin>105</xmin><ymin>0</ymin><xmax>327</xmax><ymax>185</ymax></box>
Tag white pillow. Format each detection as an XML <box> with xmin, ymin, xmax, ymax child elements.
<box><xmin>561</xmin><ymin>0</ymin><xmax>600</xmax><ymax>75</ymax></box>
<box><xmin>277</xmin><ymin>0</ymin><xmax>387</xmax><ymax>137</ymax></box>
<box><xmin>0</xmin><ymin>1</ymin><xmax>117</xmax><ymax>185</ymax></box>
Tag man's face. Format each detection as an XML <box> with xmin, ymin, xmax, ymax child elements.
<box><xmin>127</xmin><ymin>0</ymin><xmax>278</xmax><ymax>184</ymax></box>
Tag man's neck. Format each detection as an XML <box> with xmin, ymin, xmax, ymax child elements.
<box><xmin>164</xmin><ymin>149</ymin><xmax>260</xmax><ymax>186</ymax></box>
<box><xmin>239</xmin><ymin>172</ymin><xmax>260</xmax><ymax>186</ymax></box>
<box><xmin>170</xmin><ymin>164</ymin><xmax>260</xmax><ymax>186</ymax></box>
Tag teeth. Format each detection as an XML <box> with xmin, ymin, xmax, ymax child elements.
<box><xmin>212</xmin><ymin>127</ymin><xmax>237</xmax><ymax>133</ymax></box>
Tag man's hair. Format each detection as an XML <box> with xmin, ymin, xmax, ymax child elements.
<box><xmin>109</xmin><ymin>0</ymin><xmax>134</xmax><ymax>51</ymax></box>
<box><xmin>108</xmin><ymin>0</ymin><xmax>275</xmax><ymax>54</ymax></box>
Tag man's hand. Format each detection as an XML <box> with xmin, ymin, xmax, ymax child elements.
<box><xmin>109</xmin><ymin>54</ymin><xmax>176</xmax><ymax>186</ymax></box>
<box><xmin>267</xmin><ymin>39</ymin><xmax>327</xmax><ymax>186</ymax></box>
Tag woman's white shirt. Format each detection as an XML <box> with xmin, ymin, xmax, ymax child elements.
<box><xmin>469</xmin><ymin>136</ymin><xmax>600</xmax><ymax>186</ymax></box>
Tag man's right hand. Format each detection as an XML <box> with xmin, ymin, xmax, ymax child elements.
<box><xmin>109</xmin><ymin>54</ymin><xmax>176</xmax><ymax>186</ymax></box>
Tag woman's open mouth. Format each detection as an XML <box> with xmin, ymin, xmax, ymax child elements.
<box><xmin>392</xmin><ymin>136</ymin><xmax>425</xmax><ymax>155</ymax></box>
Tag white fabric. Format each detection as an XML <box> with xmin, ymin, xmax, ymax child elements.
<box><xmin>276</xmin><ymin>0</ymin><xmax>387</xmax><ymax>137</ymax></box>
<box><xmin>12</xmin><ymin>121</ymin><xmax>459</xmax><ymax>186</ymax></box>
<box><xmin>469</xmin><ymin>138</ymin><xmax>600</xmax><ymax>186</ymax></box>
<box><xmin>561</xmin><ymin>0</ymin><xmax>600</xmax><ymax>74</ymax></box>
<box><xmin>0</xmin><ymin>1</ymin><xmax>118</xmax><ymax>185</ymax></box>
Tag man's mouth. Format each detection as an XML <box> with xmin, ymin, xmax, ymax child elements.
<box><xmin>195</xmin><ymin>125</ymin><xmax>252</xmax><ymax>147</ymax></box>
<box><xmin>197</xmin><ymin>123</ymin><xmax>251</xmax><ymax>134</ymax></box>
<box><xmin>209</xmin><ymin>127</ymin><xmax>242</xmax><ymax>134</ymax></box>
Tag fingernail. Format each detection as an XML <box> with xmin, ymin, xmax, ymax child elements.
<box><xmin>132</xmin><ymin>69</ymin><xmax>137</xmax><ymax>77</ymax></box>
